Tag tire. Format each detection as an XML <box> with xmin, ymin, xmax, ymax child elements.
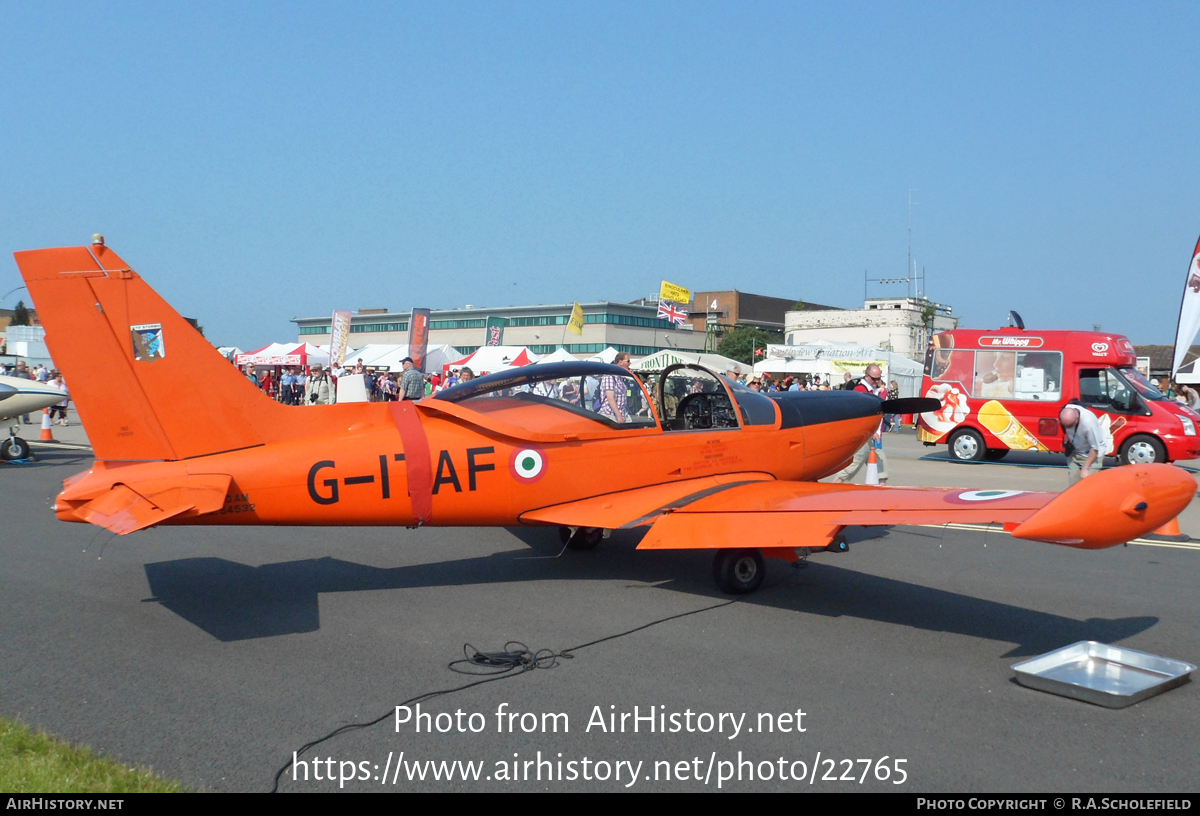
<box><xmin>1119</xmin><ymin>434</ymin><xmax>1166</xmax><ymax>466</ymax></box>
<box><xmin>712</xmin><ymin>549</ymin><xmax>766</xmax><ymax>595</ymax></box>
<box><xmin>983</xmin><ymin>449</ymin><xmax>1009</xmax><ymax>461</ymax></box>
<box><xmin>0</xmin><ymin>437</ymin><xmax>32</xmax><ymax>461</ymax></box>
<box><xmin>559</xmin><ymin>525</ymin><xmax>603</xmax><ymax>550</ymax></box>
<box><xmin>948</xmin><ymin>428</ymin><xmax>986</xmax><ymax>462</ymax></box>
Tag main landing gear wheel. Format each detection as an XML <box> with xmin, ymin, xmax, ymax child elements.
<box><xmin>558</xmin><ymin>525</ymin><xmax>604</xmax><ymax>550</ymax></box>
<box><xmin>948</xmin><ymin>428</ymin><xmax>986</xmax><ymax>462</ymax></box>
<box><xmin>0</xmin><ymin>437</ymin><xmax>32</xmax><ymax>461</ymax></box>
<box><xmin>712</xmin><ymin>548</ymin><xmax>765</xmax><ymax>595</ymax></box>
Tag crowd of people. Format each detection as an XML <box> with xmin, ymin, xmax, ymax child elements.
<box><xmin>240</xmin><ymin>357</ymin><xmax>479</xmax><ymax>405</ymax></box>
<box><xmin>0</xmin><ymin>361</ymin><xmax>70</xmax><ymax>425</ymax></box>
<box><xmin>1152</xmin><ymin>377</ymin><xmax>1200</xmax><ymax>411</ymax></box>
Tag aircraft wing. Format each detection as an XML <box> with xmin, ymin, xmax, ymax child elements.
<box><xmin>526</xmin><ymin>464</ymin><xmax>1195</xmax><ymax>552</ymax></box>
<box><xmin>519</xmin><ymin>472</ymin><xmax>777</xmax><ymax>530</ymax></box>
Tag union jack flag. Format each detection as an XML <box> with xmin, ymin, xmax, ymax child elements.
<box><xmin>657</xmin><ymin>300</ymin><xmax>688</xmax><ymax>325</ymax></box>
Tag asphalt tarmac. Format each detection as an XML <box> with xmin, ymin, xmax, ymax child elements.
<box><xmin>2</xmin><ymin>426</ymin><xmax>1198</xmax><ymax>792</ymax></box>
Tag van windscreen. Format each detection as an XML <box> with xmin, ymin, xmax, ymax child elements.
<box><xmin>1120</xmin><ymin>367</ymin><xmax>1165</xmax><ymax>401</ymax></box>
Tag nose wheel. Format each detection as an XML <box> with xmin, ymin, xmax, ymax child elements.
<box><xmin>1</xmin><ymin>432</ymin><xmax>32</xmax><ymax>461</ymax></box>
<box><xmin>712</xmin><ymin>548</ymin><xmax>765</xmax><ymax>595</ymax></box>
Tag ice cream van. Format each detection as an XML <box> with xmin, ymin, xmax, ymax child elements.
<box><xmin>917</xmin><ymin>328</ymin><xmax>1200</xmax><ymax>464</ymax></box>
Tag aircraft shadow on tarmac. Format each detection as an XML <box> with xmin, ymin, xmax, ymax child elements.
<box><xmin>142</xmin><ymin>527</ymin><xmax>1156</xmax><ymax>656</ymax></box>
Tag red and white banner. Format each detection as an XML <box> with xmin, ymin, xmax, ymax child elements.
<box><xmin>1172</xmin><ymin>233</ymin><xmax>1200</xmax><ymax>376</ymax></box>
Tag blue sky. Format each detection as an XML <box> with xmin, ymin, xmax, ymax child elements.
<box><xmin>3</xmin><ymin>2</ymin><xmax>1199</xmax><ymax>348</ymax></box>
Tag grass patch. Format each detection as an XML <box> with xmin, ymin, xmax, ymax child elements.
<box><xmin>0</xmin><ymin>717</ymin><xmax>185</xmax><ymax>793</ymax></box>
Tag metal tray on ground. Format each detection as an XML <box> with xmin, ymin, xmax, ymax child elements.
<box><xmin>1011</xmin><ymin>642</ymin><xmax>1195</xmax><ymax>708</ymax></box>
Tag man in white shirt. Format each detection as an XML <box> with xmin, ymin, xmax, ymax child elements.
<box><xmin>1060</xmin><ymin>404</ymin><xmax>1104</xmax><ymax>486</ymax></box>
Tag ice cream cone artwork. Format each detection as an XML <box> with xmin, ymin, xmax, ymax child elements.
<box><xmin>918</xmin><ymin>382</ymin><xmax>971</xmax><ymax>443</ymax></box>
<box><xmin>977</xmin><ymin>400</ymin><xmax>1047</xmax><ymax>451</ymax></box>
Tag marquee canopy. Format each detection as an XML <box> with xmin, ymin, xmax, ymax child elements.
<box><xmin>235</xmin><ymin>342</ymin><xmax>329</xmax><ymax>367</ymax></box>
<box><xmin>343</xmin><ymin>343</ymin><xmax>463</xmax><ymax>372</ymax></box>
<box><xmin>447</xmin><ymin>345</ymin><xmax>540</xmax><ymax>374</ymax></box>
<box><xmin>752</xmin><ymin>343</ymin><xmax>924</xmax><ymax>397</ymax></box>
<box><xmin>632</xmin><ymin>349</ymin><xmax>744</xmax><ymax>373</ymax></box>
<box><xmin>534</xmin><ymin>348</ymin><xmax>580</xmax><ymax>364</ymax></box>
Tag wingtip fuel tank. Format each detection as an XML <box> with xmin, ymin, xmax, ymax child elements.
<box><xmin>1010</xmin><ymin>464</ymin><xmax>1195</xmax><ymax>548</ymax></box>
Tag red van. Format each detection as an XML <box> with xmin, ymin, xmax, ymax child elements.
<box><xmin>917</xmin><ymin>328</ymin><xmax>1200</xmax><ymax>464</ymax></box>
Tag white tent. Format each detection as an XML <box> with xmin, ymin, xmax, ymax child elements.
<box><xmin>753</xmin><ymin>343</ymin><xmax>924</xmax><ymax>397</ymax></box>
<box><xmin>535</xmin><ymin>348</ymin><xmax>579</xmax><ymax>364</ymax></box>
<box><xmin>587</xmin><ymin>347</ymin><xmax>621</xmax><ymax>364</ymax></box>
<box><xmin>1175</xmin><ymin>358</ymin><xmax>1200</xmax><ymax>385</ymax></box>
<box><xmin>448</xmin><ymin>345</ymin><xmax>541</xmax><ymax>374</ymax></box>
<box><xmin>632</xmin><ymin>349</ymin><xmax>745</xmax><ymax>373</ymax></box>
<box><xmin>343</xmin><ymin>343</ymin><xmax>462</xmax><ymax>372</ymax></box>
<box><xmin>341</xmin><ymin>344</ymin><xmax>392</xmax><ymax>368</ymax></box>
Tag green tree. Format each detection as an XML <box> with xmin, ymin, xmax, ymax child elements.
<box><xmin>920</xmin><ymin>303</ymin><xmax>936</xmax><ymax>328</ymax></box>
<box><xmin>792</xmin><ymin>300</ymin><xmax>805</xmax><ymax>311</ymax></box>
<box><xmin>10</xmin><ymin>300</ymin><xmax>30</xmax><ymax>327</ymax></box>
<box><xmin>717</xmin><ymin>327</ymin><xmax>781</xmax><ymax>365</ymax></box>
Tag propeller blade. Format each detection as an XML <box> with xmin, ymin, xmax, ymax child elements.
<box><xmin>880</xmin><ymin>397</ymin><xmax>940</xmax><ymax>415</ymax></box>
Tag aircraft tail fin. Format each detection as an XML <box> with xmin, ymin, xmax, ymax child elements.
<box><xmin>14</xmin><ymin>243</ymin><xmax>286</xmax><ymax>461</ymax></box>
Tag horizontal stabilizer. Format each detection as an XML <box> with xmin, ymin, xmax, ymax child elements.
<box><xmin>72</xmin><ymin>473</ymin><xmax>231</xmax><ymax>535</ymax></box>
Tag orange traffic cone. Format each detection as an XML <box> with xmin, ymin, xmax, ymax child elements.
<box><xmin>1149</xmin><ymin>515</ymin><xmax>1188</xmax><ymax>541</ymax></box>
<box><xmin>865</xmin><ymin>442</ymin><xmax>880</xmax><ymax>485</ymax></box>
<box><xmin>39</xmin><ymin>409</ymin><xmax>54</xmax><ymax>442</ymax></box>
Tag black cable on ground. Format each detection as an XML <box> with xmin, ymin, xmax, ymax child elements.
<box><xmin>270</xmin><ymin>596</ymin><xmax>740</xmax><ymax>792</ymax></box>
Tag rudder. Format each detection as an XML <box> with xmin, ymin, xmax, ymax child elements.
<box><xmin>14</xmin><ymin>242</ymin><xmax>282</xmax><ymax>461</ymax></box>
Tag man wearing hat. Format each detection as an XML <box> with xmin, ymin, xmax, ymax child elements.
<box><xmin>305</xmin><ymin>364</ymin><xmax>333</xmax><ymax>405</ymax></box>
<box><xmin>399</xmin><ymin>357</ymin><xmax>425</xmax><ymax>401</ymax></box>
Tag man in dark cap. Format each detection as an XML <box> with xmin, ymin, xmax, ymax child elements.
<box><xmin>399</xmin><ymin>357</ymin><xmax>424</xmax><ymax>401</ymax></box>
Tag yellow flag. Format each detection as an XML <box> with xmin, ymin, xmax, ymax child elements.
<box><xmin>567</xmin><ymin>302</ymin><xmax>585</xmax><ymax>336</ymax></box>
<box><xmin>659</xmin><ymin>280</ymin><xmax>692</xmax><ymax>304</ymax></box>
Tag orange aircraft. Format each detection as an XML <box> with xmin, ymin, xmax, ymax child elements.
<box><xmin>13</xmin><ymin>241</ymin><xmax>1196</xmax><ymax>595</ymax></box>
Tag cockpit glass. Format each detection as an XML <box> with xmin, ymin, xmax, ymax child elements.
<box><xmin>723</xmin><ymin>378</ymin><xmax>779</xmax><ymax>426</ymax></box>
<box><xmin>456</xmin><ymin>369</ymin><xmax>657</xmax><ymax>428</ymax></box>
<box><xmin>651</xmin><ymin>365</ymin><xmax>742</xmax><ymax>431</ymax></box>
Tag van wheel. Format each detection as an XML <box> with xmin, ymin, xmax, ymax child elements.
<box><xmin>983</xmin><ymin>449</ymin><xmax>1009</xmax><ymax>461</ymax></box>
<box><xmin>948</xmin><ymin>428</ymin><xmax>986</xmax><ymax>462</ymax></box>
<box><xmin>712</xmin><ymin>549</ymin><xmax>765</xmax><ymax>595</ymax></box>
<box><xmin>1119</xmin><ymin>435</ymin><xmax>1166</xmax><ymax>465</ymax></box>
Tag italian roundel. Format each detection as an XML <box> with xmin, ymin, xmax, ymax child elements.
<box><xmin>510</xmin><ymin>446</ymin><xmax>547</xmax><ymax>483</ymax></box>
